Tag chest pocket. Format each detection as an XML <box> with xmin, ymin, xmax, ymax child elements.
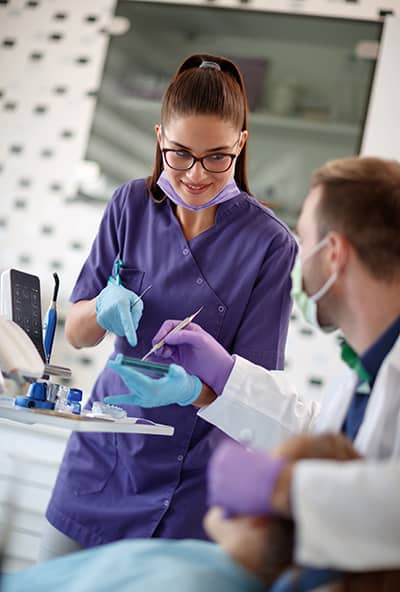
<box><xmin>198</xmin><ymin>290</ymin><xmax>227</xmax><ymax>343</ymax></box>
<box><xmin>119</xmin><ymin>267</ymin><xmax>145</xmax><ymax>295</ymax></box>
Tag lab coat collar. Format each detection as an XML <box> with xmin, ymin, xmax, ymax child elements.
<box><xmin>354</xmin><ymin>333</ymin><xmax>400</xmax><ymax>457</ymax></box>
<box><xmin>310</xmin><ymin>335</ymin><xmax>400</xmax><ymax>442</ymax></box>
<box><xmin>361</xmin><ymin>315</ymin><xmax>400</xmax><ymax>385</ymax></box>
<box><xmin>383</xmin><ymin>332</ymin><xmax>400</xmax><ymax>370</ymax></box>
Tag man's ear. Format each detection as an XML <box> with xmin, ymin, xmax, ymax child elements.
<box><xmin>327</xmin><ymin>231</ymin><xmax>349</xmax><ymax>272</ymax></box>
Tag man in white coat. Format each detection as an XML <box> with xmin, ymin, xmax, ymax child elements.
<box><xmin>207</xmin><ymin>431</ymin><xmax>400</xmax><ymax>573</ymax></box>
<box><xmin>142</xmin><ymin>155</ymin><xmax>400</xmax><ymax>570</ymax></box>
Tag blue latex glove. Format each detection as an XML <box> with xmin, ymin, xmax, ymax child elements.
<box><xmin>105</xmin><ymin>359</ymin><xmax>202</xmax><ymax>407</ymax></box>
<box><xmin>96</xmin><ymin>279</ymin><xmax>143</xmax><ymax>347</ymax></box>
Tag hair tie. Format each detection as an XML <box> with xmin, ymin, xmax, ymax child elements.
<box><xmin>199</xmin><ymin>60</ymin><xmax>221</xmax><ymax>71</ymax></box>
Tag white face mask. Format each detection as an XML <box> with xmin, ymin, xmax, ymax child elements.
<box><xmin>291</xmin><ymin>236</ymin><xmax>338</xmax><ymax>332</ymax></box>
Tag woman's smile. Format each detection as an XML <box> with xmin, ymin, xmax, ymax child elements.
<box><xmin>181</xmin><ymin>180</ymin><xmax>213</xmax><ymax>195</ymax></box>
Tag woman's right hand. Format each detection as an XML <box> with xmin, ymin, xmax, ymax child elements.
<box><xmin>152</xmin><ymin>321</ymin><xmax>234</xmax><ymax>395</ymax></box>
<box><xmin>95</xmin><ymin>280</ymin><xmax>144</xmax><ymax>347</ymax></box>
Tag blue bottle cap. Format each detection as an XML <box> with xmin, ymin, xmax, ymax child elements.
<box><xmin>67</xmin><ymin>388</ymin><xmax>83</xmax><ymax>402</ymax></box>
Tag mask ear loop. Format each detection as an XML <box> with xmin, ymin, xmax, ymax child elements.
<box><xmin>303</xmin><ymin>236</ymin><xmax>330</xmax><ymax>263</ymax></box>
<box><xmin>307</xmin><ymin>236</ymin><xmax>338</xmax><ymax>302</ymax></box>
<box><xmin>310</xmin><ymin>270</ymin><xmax>338</xmax><ymax>303</ymax></box>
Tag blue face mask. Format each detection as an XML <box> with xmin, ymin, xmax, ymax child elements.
<box><xmin>291</xmin><ymin>236</ymin><xmax>338</xmax><ymax>333</ymax></box>
<box><xmin>156</xmin><ymin>170</ymin><xmax>241</xmax><ymax>211</ymax></box>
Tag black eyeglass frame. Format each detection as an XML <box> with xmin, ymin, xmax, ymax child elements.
<box><xmin>161</xmin><ymin>148</ymin><xmax>238</xmax><ymax>173</ymax></box>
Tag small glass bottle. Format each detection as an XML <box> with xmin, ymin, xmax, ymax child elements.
<box><xmin>54</xmin><ymin>385</ymin><xmax>69</xmax><ymax>412</ymax></box>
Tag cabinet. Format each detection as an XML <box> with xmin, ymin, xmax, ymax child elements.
<box><xmin>83</xmin><ymin>1</ymin><xmax>381</xmax><ymax>227</ymax></box>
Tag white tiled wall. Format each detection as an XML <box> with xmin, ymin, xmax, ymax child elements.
<box><xmin>0</xmin><ymin>0</ymin><xmax>116</xmax><ymax>572</ymax></box>
<box><xmin>0</xmin><ymin>0</ymin><xmax>117</xmax><ymax>398</ymax></box>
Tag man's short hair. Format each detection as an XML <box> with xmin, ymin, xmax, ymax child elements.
<box><xmin>311</xmin><ymin>156</ymin><xmax>400</xmax><ymax>281</ymax></box>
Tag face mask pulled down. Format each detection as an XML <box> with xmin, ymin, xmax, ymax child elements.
<box><xmin>157</xmin><ymin>170</ymin><xmax>241</xmax><ymax>211</ymax></box>
<box><xmin>291</xmin><ymin>237</ymin><xmax>338</xmax><ymax>333</ymax></box>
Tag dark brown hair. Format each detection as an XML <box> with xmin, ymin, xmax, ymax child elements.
<box><xmin>262</xmin><ymin>518</ymin><xmax>295</xmax><ymax>586</ymax></box>
<box><xmin>147</xmin><ymin>53</ymin><xmax>250</xmax><ymax>202</ymax></box>
<box><xmin>311</xmin><ymin>156</ymin><xmax>400</xmax><ymax>282</ymax></box>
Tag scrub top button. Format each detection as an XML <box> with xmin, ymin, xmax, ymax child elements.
<box><xmin>218</xmin><ymin>305</ymin><xmax>225</xmax><ymax>313</ymax></box>
<box><xmin>163</xmin><ymin>499</ymin><xmax>169</xmax><ymax>507</ymax></box>
<box><xmin>183</xmin><ymin>248</ymin><xmax>189</xmax><ymax>255</ymax></box>
<box><xmin>177</xmin><ymin>454</ymin><xmax>184</xmax><ymax>461</ymax></box>
<box><xmin>196</xmin><ymin>278</ymin><xmax>203</xmax><ymax>285</ymax></box>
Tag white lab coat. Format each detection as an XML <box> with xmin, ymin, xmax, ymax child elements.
<box><xmin>293</xmin><ymin>458</ymin><xmax>400</xmax><ymax>570</ymax></box>
<box><xmin>198</xmin><ymin>334</ymin><xmax>400</xmax><ymax>568</ymax></box>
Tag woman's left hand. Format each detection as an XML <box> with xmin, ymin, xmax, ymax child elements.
<box><xmin>105</xmin><ymin>360</ymin><xmax>202</xmax><ymax>407</ymax></box>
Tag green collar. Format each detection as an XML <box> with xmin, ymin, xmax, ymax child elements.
<box><xmin>340</xmin><ymin>340</ymin><xmax>371</xmax><ymax>392</ymax></box>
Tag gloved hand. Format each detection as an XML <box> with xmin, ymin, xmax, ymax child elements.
<box><xmin>151</xmin><ymin>321</ymin><xmax>234</xmax><ymax>395</ymax></box>
<box><xmin>104</xmin><ymin>359</ymin><xmax>202</xmax><ymax>407</ymax></box>
<box><xmin>96</xmin><ymin>279</ymin><xmax>143</xmax><ymax>347</ymax></box>
<box><xmin>207</xmin><ymin>440</ymin><xmax>286</xmax><ymax>517</ymax></box>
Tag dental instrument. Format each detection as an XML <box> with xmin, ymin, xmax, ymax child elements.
<box><xmin>141</xmin><ymin>305</ymin><xmax>204</xmax><ymax>361</ymax></box>
<box><xmin>132</xmin><ymin>284</ymin><xmax>152</xmax><ymax>308</ymax></box>
<box><xmin>43</xmin><ymin>272</ymin><xmax>59</xmax><ymax>364</ymax></box>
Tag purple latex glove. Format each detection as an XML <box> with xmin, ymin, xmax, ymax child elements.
<box><xmin>207</xmin><ymin>440</ymin><xmax>286</xmax><ymax>516</ymax></box>
<box><xmin>151</xmin><ymin>321</ymin><xmax>234</xmax><ymax>395</ymax></box>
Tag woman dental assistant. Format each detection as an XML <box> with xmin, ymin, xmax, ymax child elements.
<box><xmin>40</xmin><ymin>54</ymin><xmax>297</xmax><ymax>559</ymax></box>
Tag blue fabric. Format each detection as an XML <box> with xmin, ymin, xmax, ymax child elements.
<box><xmin>270</xmin><ymin>567</ymin><xmax>342</xmax><ymax>592</ymax></box>
<box><xmin>342</xmin><ymin>316</ymin><xmax>400</xmax><ymax>440</ymax></box>
<box><xmin>1</xmin><ymin>539</ymin><xmax>265</xmax><ymax>592</ymax></box>
<box><xmin>46</xmin><ymin>179</ymin><xmax>297</xmax><ymax>547</ymax></box>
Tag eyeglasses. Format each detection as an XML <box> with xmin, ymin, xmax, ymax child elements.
<box><xmin>161</xmin><ymin>134</ymin><xmax>242</xmax><ymax>174</ymax></box>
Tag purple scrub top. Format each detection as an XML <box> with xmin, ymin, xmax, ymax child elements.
<box><xmin>46</xmin><ymin>179</ymin><xmax>297</xmax><ymax>548</ymax></box>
